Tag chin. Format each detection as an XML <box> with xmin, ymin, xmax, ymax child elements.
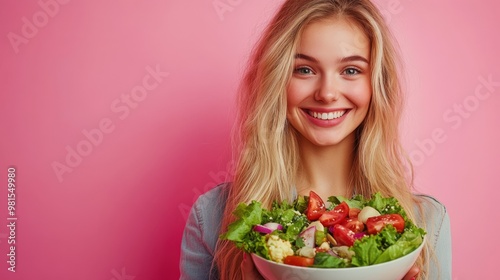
<box><xmin>305</xmin><ymin>131</ymin><xmax>355</xmax><ymax>147</ymax></box>
<box><xmin>308</xmin><ymin>137</ymin><xmax>345</xmax><ymax>147</ymax></box>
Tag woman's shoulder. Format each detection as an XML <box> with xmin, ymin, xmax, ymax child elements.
<box><xmin>194</xmin><ymin>182</ymin><xmax>230</xmax><ymax>210</ymax></box>
<box><xmin>181</xmin><ymin>183</ymin><xmax>231</xmax><ymax>278</ymax></box>
<box><xmin>412</xmin><ymin>193</ymin><xmax>450</xmax><ymax>247</ymax></box>
<box><xmin>191</xmin><ymin>183</ymin><xmax>230</xmax><ymax>224</ymax></box>
<box><xmin>413</xmin><ymin>193</ymin><xmax>447</xmax><ymax>217</ymax></box>
<box><xmin>184</xmin><ymin>183</ymin><xmax>230</xmax><ymax>257</ymax></box>
<box><xmin>413</xmin><ymin>193</ymin><xmax>452</xmax><ymax>277</ymax></box>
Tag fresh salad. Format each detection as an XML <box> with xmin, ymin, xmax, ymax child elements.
<box><xmin>220</xmin><ymin>191</ymin><xmax>425</xmax><ymax>268</ymax></box>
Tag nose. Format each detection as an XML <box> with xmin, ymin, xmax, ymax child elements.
<box><xmin>315</xmin><ymin>73</ymin><xmax>340</xmax><ymax>103</ymax></box>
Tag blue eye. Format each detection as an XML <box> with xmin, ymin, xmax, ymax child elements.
<box><xmin>294</xmin><ymin>67</ymin><xmax>314</xmax><ymax>75</ymax></box>
<box><xmin>343</xmin><ymin>68</ymin><xmax>360</xmax><ymax>75</ymax></box>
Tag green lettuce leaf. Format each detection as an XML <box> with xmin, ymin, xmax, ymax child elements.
<box><xmin>220</xmin><ymin>201</ymin><xmax>262</xmax><ymax>242</ymax></box>
<box><xmin>294</xmin><ymin>195</ymin><xmax>308</xmax><ymax>213</ymax></box>
<box><xmin>377</xmin><ymin>225</ymin><xmax>399</xmax><ymax>249</ymax></box>
<box><xmin>284</xmin><ymin>214</ymin><xmax>308</xmax><ymax>241</ymax></box>
<box><xmin>350</xmin><ymin>234</ymin><xmax>383</xmax><ymax>266</ymax></box>
<box><xmin>313</xmin><ymin>252</ymin><xmax>347</xmax><ymax>268</ymax></box>
<box><xmin>328</xmin><ymin>195</ymin><xmax>365</xmax><ymax>209</ymax></box>
<box><xmin>238</xmin><ymin>230</ymin><xmax>270</xmax><ymax>259</ymax></box>
<box><xmin>374</xmin><ymin>227</ymin><xmax>425</xmax><ymax>264</ymax></box>
<box><xmin>367</xmin><ymin>193</ymin><xmax>408</xmax><ymax>220</ymax></box>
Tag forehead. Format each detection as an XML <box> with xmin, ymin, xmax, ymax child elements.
<box><xmin>297</xmin><ymin>17</ymin><xmax>370</xmax><ymax>59</ymax></box>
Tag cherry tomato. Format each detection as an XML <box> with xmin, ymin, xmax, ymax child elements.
<box><xmin>341</xmin><ymin>217</ymin><xmax>365</xmax><ymax>233</ymax></box>
<box><xmin>332</xmin><ymin>224</ymin><xmax>355</xmax><ymax>247</ymax></box>
<box><xmin>306</xmin><ymin>191</ymin><xmax>326</xmax><ymax>221</ymax></box>
<box><xmin>319</xmin><ymin>202</ymin><xmax>349</xmax><ymax>227</ymax></box>
<box><xmin>366</xmin><ymin>214</ymin><xmax>405</xmax><ymax>234</ymax></box>
<box><xmin>283</xmin><ymin>255</ymin><xmax>314</xmax><ymax>267</ymax></box>
<box><xmin>349</xmin><ymin>207</ymin><xmax>361</xmax><ymax>218</ymax></box>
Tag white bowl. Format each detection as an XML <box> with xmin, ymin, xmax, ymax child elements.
<box><xmin>251</xmin><ymin>237</ymin><xmax>425</xmax><ymax>280</ymax></box>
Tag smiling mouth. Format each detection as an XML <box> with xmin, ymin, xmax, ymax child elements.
<box><xmin>306</xmin><ymin>110</ymin><xmax>347</xmax><ymax>120</ymax></box>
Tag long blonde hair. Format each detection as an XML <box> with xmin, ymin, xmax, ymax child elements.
<box><xmin>214</xmin><ymin>0</ymin><xmax>432</xmax><ymax>279</ymax></box>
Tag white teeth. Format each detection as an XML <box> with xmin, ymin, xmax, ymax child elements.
<box><xmin>309</xmin><ymin>110</ymin><xmax>346</xmax><ymax>120</ymax></box>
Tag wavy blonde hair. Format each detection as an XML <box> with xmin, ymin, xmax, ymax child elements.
<box><xmin>214</xmin><ymin>0</ymin><xmax>434</xmax><ymax>279</ymax></box>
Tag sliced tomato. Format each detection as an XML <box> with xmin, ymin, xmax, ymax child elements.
<box><xmin>306</xmin><ymin>191</ymin><xmax>326</xmax><ymax>221</ymax></box>
<box><xmin>283</xmin><ymin>255</ymin><xmax>314</xmax><ymax>267</ymax></box>
<box><xmin>349</xmin><ymin>207</ymin><xmax>361</xmax><ymax>218</ymax></box>
<box><xmin>319</xmin><ymin>201</ymin><xmax>349</xmax><ymax>227</ymax></box>
<box><xmin>366</xmin><ymin>214</ymin><xmax>405</xmax><ymax>234</ymax></box>
<box><xmin>332</xmin><ymin>224</ymin><xmax>355</xmax><ymax>247</ymax></box>
<box><xmin>341</xmin><ymin>217</ymin><xmax>365</xmax><ymax>233</ymax></box>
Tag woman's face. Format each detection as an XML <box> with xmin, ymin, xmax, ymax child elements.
<box><xmin>286</xmin><ymin>17</ymin><xmax>371</xmax><ymax>147</ymax></box>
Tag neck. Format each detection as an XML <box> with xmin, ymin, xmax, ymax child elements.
<box><xmin>295</xmin><ymin>133</ymin><xmax>355</xmax><ymax>200</ymax></box>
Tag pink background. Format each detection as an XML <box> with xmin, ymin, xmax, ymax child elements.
<box><xmin>1</xmin><ymin>0</ymin><xmax>499</xmax><ymax>279</ymax></box>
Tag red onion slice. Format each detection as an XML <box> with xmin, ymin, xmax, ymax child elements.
<box><xmin>253</xmin><ymin>223</ymin><xmax>283</xmax><ymax>234</ymax></box>
<box><xmin>298</xmin><ymin>226</ymin><xmax>316</xmax><ymax>248</ymax></box>
<box><xmin>327</xmin><ymin>249</ymin><xmax>340</xmax><ymax>258</ymax></box>
<box><xmin>262</xmin><ymin>222</ymin><xmax>283</xmax><ymax>231</ymax></box>
<box><xmin>353</xmin><ymin>232</ymin><xmax>367</xmax><ymax>240</ymax></box>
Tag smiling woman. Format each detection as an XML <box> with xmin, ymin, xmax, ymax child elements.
<box><xmin>180</xmin><ymin>1</ymin><xmax>452</xmax><ymax>279</ymax></box>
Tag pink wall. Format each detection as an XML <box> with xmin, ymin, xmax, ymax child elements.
<box><xmin>1</xmin><ymin>0</ymin><xmax>498</xmax><ymax>279</ymax></box>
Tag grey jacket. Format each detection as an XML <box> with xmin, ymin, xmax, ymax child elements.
<box><xmin>180</xmin><ymin>183</ymin><xmax>452</xmax><ymax>279</ymax></box>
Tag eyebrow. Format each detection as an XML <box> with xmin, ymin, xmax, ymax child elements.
<box><xmin>339</xmin><ymin>55</ymin><xmax>369</xmax><ymax>64</ymax></box>
<box><xmin>294</xmin><ymin>53</ymin><xmax>318</xmax><ymax>63</ymax></box>
<box><xmin>295</xmin><ymin>53</ymin><xmax>369</xmax><ymax>64</ymax></box>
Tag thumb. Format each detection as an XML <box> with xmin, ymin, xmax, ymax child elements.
<box><xmin>402</xmin><ymin>265</ymin><xmax>420</xmax><ymax>280</ymax></box>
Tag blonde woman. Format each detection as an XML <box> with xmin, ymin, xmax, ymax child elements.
<box><xmin>180</xmin><ymin>0</ymin><xmax>452</xmax><ymax>279</ymax></box>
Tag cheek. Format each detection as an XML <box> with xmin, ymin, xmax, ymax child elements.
<box><xmin>286</xmin><ymin>82</ymin><xmax>303</xmax><ymax>109</ymax></box>
<box><xmin>287</xmin><ymin>79</ymin><xmax>314</xmax><ymax>105</ymax></box>
<box><xmin>348</xmin><ymin>82</ymin><xmax>372</xmax><ymax>109</ymax></box>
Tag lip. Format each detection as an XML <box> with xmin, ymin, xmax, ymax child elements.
<box><xmin>301</xmin><ymin>108</ymin><xmax>350</xmax><ymax>127</ymax></box>
<box><xmin>304</xmin><ymin>107</ymin><xmax>349</xmax><ymax>113</ymax></box>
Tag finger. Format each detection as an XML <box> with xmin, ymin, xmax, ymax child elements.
<box><xmin>402</xmin><ymin>265</ymin><xmax>420</xmax><ymax>280</ymax></box>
